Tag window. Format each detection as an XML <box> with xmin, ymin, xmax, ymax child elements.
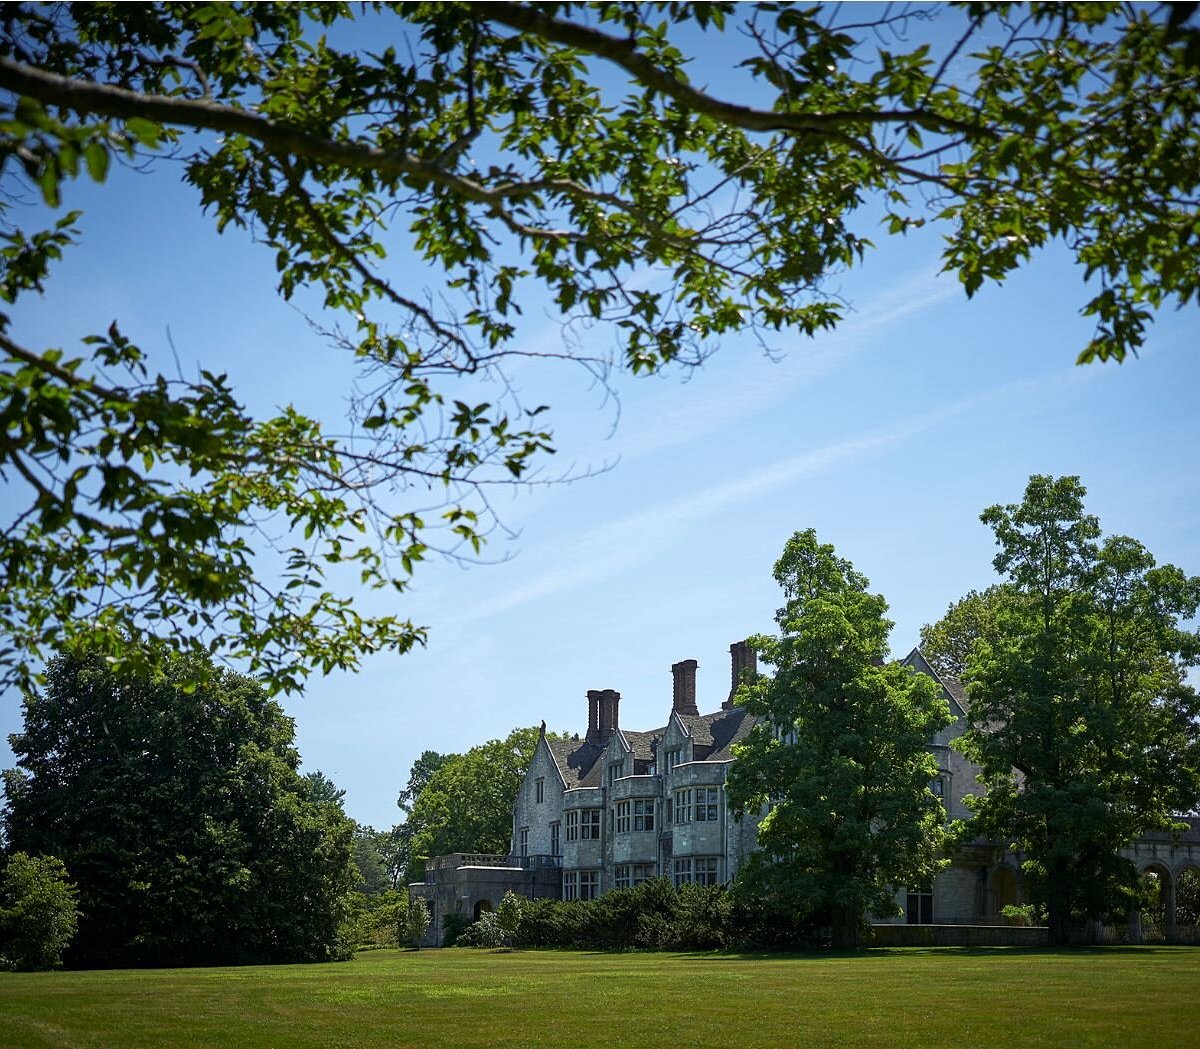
<box><xmin>663</xmin><ymin>748</ymin><xmax>682</xmax><ymax>774</ymax></box>
<box><xmin>674</xmin><ymin>857</ymin><xmax>719</xmax><ymax>887</ymax></box>
<box><xmin>634</xmin><ymin>798</ymin><xmax>655</xmax><ymax>832</ymax></box>
<box><xmin>616</xmin><ymin>799</ymin><xmax>654</xmax><ymax>834</ymax></box>
<box><xmin>581</xmin><ymin>808</ymin><xmax>601</xmax><ymax>840</ymax></box>
<box><xmin>565</xmin><ymin>810</ymin><xmax>579</xmax><ymax>842</ymax></box>
<box><xmin>666</xmin><ymin>796</ymin><xmax>673</xmax><ymax>824</ymax></box>
<box><xmin>563</xmin><ymin>871</ymin><xmax>578</xmax><ymax>901</ymax></box>
<box><xmin>694</xmin><ymin>787</ymin><xmax>719</xmax><ymax>822</ymax></box>
<box><xmin>579</xmin><ymin>870</ymin><xmax>600</xmax><ymax>901</ymax></box>
<box><xmin>674</xmin><ymin>788</ymin><xmax>692</xmax><ymax>824</ymax></box>
<box><xmin>608</xmin><ymin>763</ymin><xmax>622</xmax><ymax>786</ymax></box>
<box><xmin>615</xmin><ymin>864</ymin><xmax>656</xmax><ymax>888</ymax></box>
<box><xmin>906</xmin><ymin>884</ymin><xmax>933</xmax><ymax>925</ymax></box>
<box><xmin>535</xmin><ymin>777</ymin><xmax>545</xmax><ymax>803</ymax></box>
<box><xmin>550</xmin><ymin>821</ymin><xmax>561</xmax><ymax>856</ymax></box>
<box><xmin>616</xmin><ymin>801</ymin><xmax>631</xmax><ymax>834</ymax></box>
<box><xmin>519</xmin><ymin>827</ymin><xmax>529</xmax><ymax>857</ymax></box>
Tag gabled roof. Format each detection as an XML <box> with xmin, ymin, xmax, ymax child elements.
<box><xmin>901</xmin><ymin>647</ymin><xmax>969</xmax><ymax>717</ymax></box>
<box><xmin>545</xmin><ymin>736</ymin><xmax>605</xmax><ymax>789</ymax></box>
<box><xmin>542</xmin><ymin>707</ymin><xmax>759</xmax><ymax>785</ymax></box>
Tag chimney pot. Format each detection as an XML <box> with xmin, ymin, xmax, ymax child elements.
<box><xmin>671</xmin><ymin>659</ymin><xmax>699</xmax><ymax>716</ymax></box>
<box><xmin>724</xmin><ymin>640</ymin><xmax>758</xmax><ymax>709</ymax></box>
<box><xmin>586</xmin><ymin>689</ymin><xmax>602</xmax><ymax>742</ymax></box>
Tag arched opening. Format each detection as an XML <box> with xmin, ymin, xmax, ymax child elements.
<box><xmin>993</xmin><ymin>866</ymin><xmax>1020</xmax><ymax>917</ymax></box>
<box><xmin>1137</xmin><ymin>863</ymin><xmax>1173</xmax><ymax>943</ymax></box>
<box><xmin>473</xmin><ymin>899</ymin><xmax>493</xmax><ymax>921</ymax></box>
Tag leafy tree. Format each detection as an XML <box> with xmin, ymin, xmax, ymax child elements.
<box><xmin>919</xmin><ymin>586</ymin><xmax>1010</xmax><ymax>680</ymax></box>
<box><xmin>303</xmin><ymin>770</ymin><xmax>348</xmax><ymax>809</ymax></box>
<box><xmin>405</xmin><ymin>896</ymin><xmax>430</xmax><ymax>950</ymax></box>
<box><xmin>959</xmin><ymin>475</ymin><xmax>1200</xmax><ymax>945</ymax></box>
<box><xmin>495</xmin><ymin>889</ymin><xmax>525</xmax><ymax>950</ymax></box>
<box><xmin>397</xmin><ymin>751</ymin><xmax>452</xmax><ymax>817</ymax></box>
<box><xmin>0</xmin><ymin>852</ymin><xmax>79</xmax><ymax>970</ymax></box>
<box><xmin>728</xmin><ymin>529</ymin><xmax>953</xmax><ymax>948</ymax></box>
<box><xmin>404</xmin><ymin>727</ymin><xmax>544</xmax><ymax>882</ymax></box>
<box><xmin>1177</xmin><ymin>869</ymin><xmax>1200</xmax><ymax>927</ymax></box>
<box><xmin>351</xmin><ymin>824</ymin><xmax>392</xmax><ymax>897</ymax></box>
<box><xmin>2</xmin><ymin>652</ymin><xmax>358</xmax><ymax>967</ymax></box>
<box><xmin>1</xmin><ymin>4</ymin><xmax>1198</xmax><ymax>693</ymax></box>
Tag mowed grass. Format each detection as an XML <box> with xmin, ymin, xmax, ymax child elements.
<box><xmin>1</xmin><ymin>946</ymin><xmax>1196</xmax><ymax>1049</ymax></box>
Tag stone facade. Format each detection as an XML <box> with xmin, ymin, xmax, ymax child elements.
<box><xmin>411</xmin><ymin>643</ymin><xmax>1200</xmax><ymax>945</ymax></box>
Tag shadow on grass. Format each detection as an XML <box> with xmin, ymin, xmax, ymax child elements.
<box><xmin>637</xmin><ymin>944</ymin><xmax>1199</xmax><ymax>962</ymax></box>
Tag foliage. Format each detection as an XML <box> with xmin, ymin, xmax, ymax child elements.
<box><xmin>1177</xmin><ymin>869</ymin><xmax>1200</xmax><ymax>927</ymax></box>
<box><xmin>1000</xmin><ymin>903</ymin><xmax>1047</xmax><ymax>928</ymax></box>
<box><xmin>919</xmin><ymin>586</ymin><xmax>1010</xmax><ymax>680</ymax></box>
<box><xmin>0</xmin><ymin>851</ymin><xmax>79</xmax><ymax>970</ymax></box>
<box><xmin>477</xmin><ymin>878</ymin><xmax>732</xmax><ymax>951</ymax></box>
<box><xmin>728</xmin><ymin>529</ymin><xmax>954</xmax><ymax>947</ymax></box>
<box><xmin>303</xmin><ymin>771</ymin><xmax>348</xmax><ymax>809</ymax></box>
<box><xmin>958</xmin><ymin>475</ymin><xmax>1200</xmax><ymax>945</ymax></box>
<box><xmin>397</xmin><ymin>751</ymin><xmax>452</xmax><ymax>817</ymax></box>
<box><xmin>404</xmin><ymin>897</ymin><xmax>430</xmax><ymax>949</ymax></box>
<box><xmin>494</xmin><ymin>890</ymin><xmax>524</xmax><ymax>949</ymax></box>
<box><xmin>1</xmin><ymin>4</ymin><xmax>1198</xmax><ymax>693</ymax></box>
<box><xmin>404</xmin><ymin>726</ymin><xmax>544</xmax><ymax>881</ymax></box>
<box><xmin>351</xmin><ymin>887</ymin><xmax>408</xmax><ymax>950</ymax></box>
<box><xmin>2</xmin><ymin>652</ymin><xmax>358</xmax><ymax>967</ymax></box>
<box><xmin>454</xmin><ymin>908</ymin><xmax>505</xmax><ymax>949</ymax></box>
<box><xmin>351</xmin><ymin>825</ymin><xmax>393</xmax><ymax>897</ymax></box>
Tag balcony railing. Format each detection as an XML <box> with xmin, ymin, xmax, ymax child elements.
<box><xmin>422</xmin><ymin>852</ymin><xmax>564</xmax><ymax>882</ymax></box>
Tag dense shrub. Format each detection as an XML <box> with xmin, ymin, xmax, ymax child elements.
<box><xmin>462</xmin><ymin>880</ymin><xmax>738</xmax><ymax>952</ymax></box>
<box><xmin>0</xmin><ymin>853</ymin><xmax>80</xmax><ymax>971</ymax></box>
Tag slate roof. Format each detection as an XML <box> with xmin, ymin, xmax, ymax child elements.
<box><xmin>544</xmin><ymin>706</ymin><xmax>759</xmax><ymax>788</ymax></box>
<box><xmin>545</xmin><ymin>736</ymin><xmax>605</xmax><ymax>789</ymax></box>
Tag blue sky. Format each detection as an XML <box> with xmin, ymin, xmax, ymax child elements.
<box><xmin>2</xmin><ymin>11</ymin><xmax>1198</xmax><ymax>832</ymax></box>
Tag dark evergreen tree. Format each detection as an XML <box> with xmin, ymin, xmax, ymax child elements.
<box><xmin>3</xmin><ymin>653</ymin><xmax>357</xmax><ymax>967</ymax></box>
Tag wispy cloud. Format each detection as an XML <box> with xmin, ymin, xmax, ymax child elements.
<box><xmin>449</xmin><ymin>363</ymin><xmax>1089</xmax><ymax>626</ymax></box>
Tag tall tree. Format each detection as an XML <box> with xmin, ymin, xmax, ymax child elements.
<box><xmin>1</xmin><ymin>4</ymin><xmax>1197</xmax><ymax>693</ymax></box>
<box><xmin>919</xmin><ymin>586</ymin><xmax>1010</xmax><ymax>680</ymax></box>
<box><xmin>2</xmin><ymin>653</ymin><xmax>358</xmax><ymax>967</ymax></box>
<box><xmin>959</xmin><ymin>475</ymin><xmax>1200</xmax><ymax>945</ymax></box>
<box><xmin>405</xmin><ymin>727</ymin><xmax>542</xmax><ymax>882</ymax></box>
<box><xmin>728</xmin><ymin>530</ymin><xmax>953</xmax><ymax>948</ymax></box>
<box><xmin>397</xmin><ymin>751</ymin><xmax>452</xmax><ymax>817</ymax></box>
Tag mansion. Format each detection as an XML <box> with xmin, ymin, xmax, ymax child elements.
<box><xmin>411</xmin><ymin>641</ymin><xmax>1200</xmax><ymax>945</ymax></box>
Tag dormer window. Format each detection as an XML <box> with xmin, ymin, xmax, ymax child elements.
<box><xmin>535</xmin><ymin>777</ymin><xmax>545</xmax><ymax>803</ymax></box>
<box><xmin>608</xmin><ymin>763</ymin><xmax>622</xmax><ymax>786</ymax></box>
<box><xmin>663</xmin><ymin>748</ymin><xmax>682</xmax><ymax>774</ymax></box>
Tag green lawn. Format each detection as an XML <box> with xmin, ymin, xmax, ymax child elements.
<box><xmin>1</xmin><ymin>946</ymin><xmax>1195</xmax><ymax>1049</ymax></box>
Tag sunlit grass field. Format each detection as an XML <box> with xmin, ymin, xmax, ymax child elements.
<box><xmin>1</xmin><ymin>946</ymin><xmax>1195</xmax><ymax>1049</ymax></box>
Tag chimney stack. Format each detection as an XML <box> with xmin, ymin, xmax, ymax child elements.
<box><xmin>587</xmin><ymin>688</ymin><xmax>620</xmax><ymax>743</ymax></box>
<box><xmin>598</xmin><ymin>688</ymin><xmax>620</xmax><ymax>741</ymax></box>
<box><xmin>671</xmin><ymin>659</ymin><xmax>699</xmax><ymax>716</ymax></box>
<box><xmin>586</xmin><ymin>689</ymin><xmax>601</xmax><ymax>742</ymax></box>
<box><xmin>724</xmin><ymin>640</ymin><xmax>758</xmax><ymax>709</ymax></box>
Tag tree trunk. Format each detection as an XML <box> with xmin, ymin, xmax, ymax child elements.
<box><xmin>831</xmin><ymin>904</ymin><xmax>860</xmax><ymax>949</ymax></box>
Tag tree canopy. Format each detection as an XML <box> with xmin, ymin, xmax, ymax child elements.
<box><xmin>404</xmin><ymin>726</ymin><xmax>544</xmax><ymax>881</ymax></box>
<box><xmin>958</xmin><ymin>475</ymin><xmax>1200</xmax><ymax>945</ymax></box>
<box><xmin>1</xmin><ymin>4</ymin><xmax>1197</xmax><ymax>692</ymax></box>
<box><xmin>2</xmin><ymin>652</ymin><xmax>358</xmax><ymax>967</ymax></box>
<box><xmin>727</xmin><ymin>529</ymin><xmax>953</xmax><ymax>948</ymax></box>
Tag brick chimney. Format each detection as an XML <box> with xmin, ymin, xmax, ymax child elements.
<box><xmin>587</xmin><ymin>688</ymin><xmax>620</xmax><ymax>743</ymax></box>
<box><xmin>723</xmin><ymin>640</ymin><xmax>758</xmax><ymax>709</ymax></box>
<box><xmin>671</xmin><ymin>659</ymin><xmax>699</xmax><ymax>716</ymax></box>
<box><xmin>597</xmin><ymin>688</ymin><xmax>620</xmax><ymax>741</ymax></box>
<box><xmin>586</xmin><ymin>689</ymin><xmax>601</xmax><ymax>742</ymax></box>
